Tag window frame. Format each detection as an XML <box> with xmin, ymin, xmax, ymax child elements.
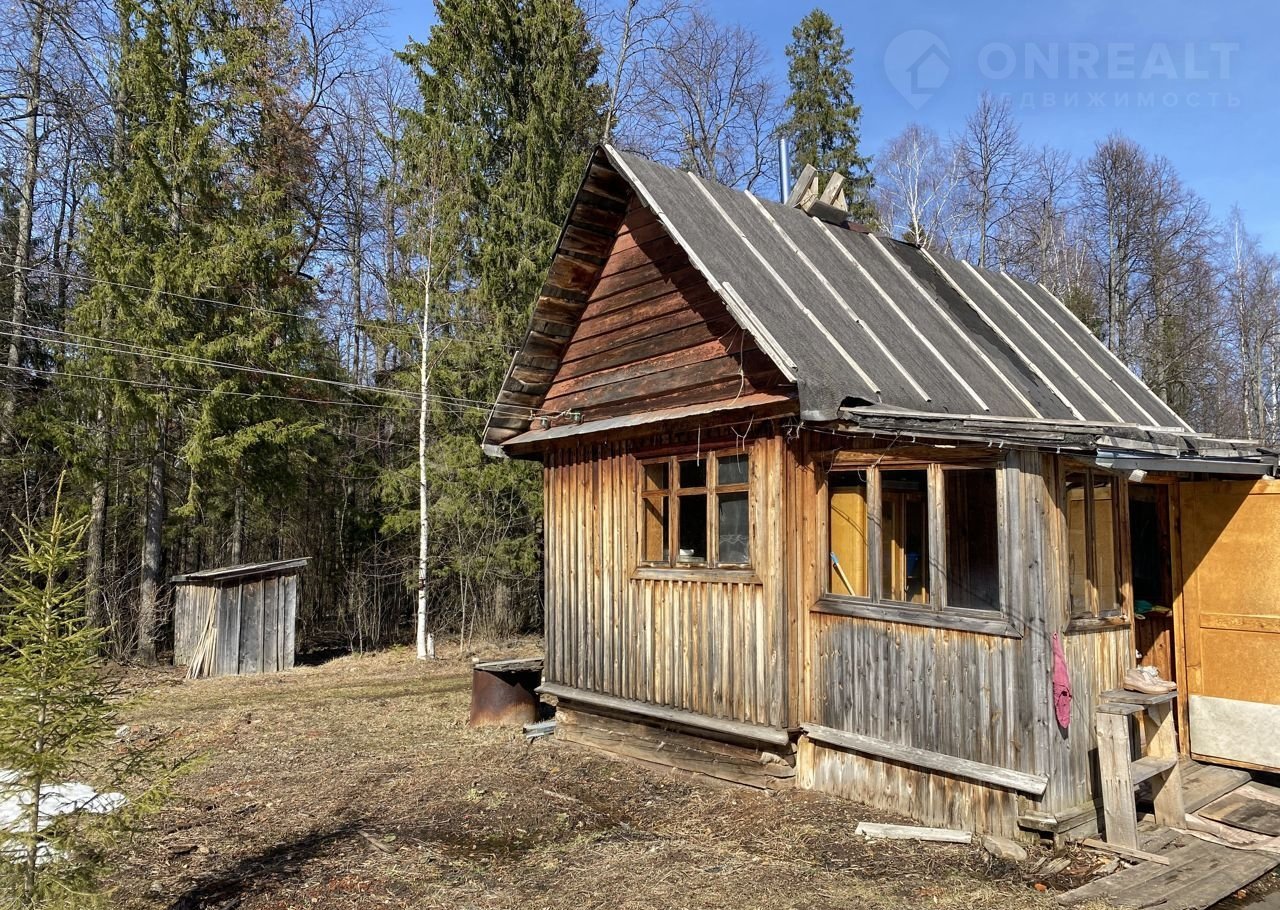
<box><xmin>818</xmin><ymin>455</ymin><xmax>1019</xmax><ymax>638</ymax></box>
<box><xmin>637</xmin><ymin>449</ymin><xmax>752</xmax><ymax>574</ymax></box>
<box><xmin>1062</xmin><ymin>463</ymin><xmax>1129</xmax><ymax>629</ymax></box>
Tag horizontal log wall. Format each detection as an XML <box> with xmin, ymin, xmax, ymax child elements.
<box><xmin>542</xmin><ymin>202</ymin><xmax>785</xmax><ymax>421</ymax></box>
<box><xmin>544</xmin><ymin>431</ymin><xmax>790</xmax><ymax>731</ymax></box>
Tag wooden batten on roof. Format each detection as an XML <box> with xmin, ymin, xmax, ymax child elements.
<box><xmin>484</xmin><ymin>145</ymin><xmax>1275</xmax><ymax>466</ymax></box>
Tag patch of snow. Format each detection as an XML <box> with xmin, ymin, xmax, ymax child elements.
<box><xmin>0</xmin><ymin>770</ymin><xmax>126</xmax><ymax>865</ymax></box>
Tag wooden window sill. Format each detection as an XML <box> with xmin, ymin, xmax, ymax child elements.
<box><xmin>814</xmin><ymin>595</ymin><xmax>1022</xmax><ymax>639</ymax></box>
<box><xmin>1066</xmin><ymin>614</ymin><xmax>1130</xmax><ymax>634</ymax></box>
<box><xmin>632</xmin><ymin>566</ymin><xmax>761</xmax><ymax>584</ymax></box>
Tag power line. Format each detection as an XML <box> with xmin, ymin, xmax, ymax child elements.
<box><xmin>0</xmin><ymin>363</ymin><xmax>467</xmax><ymax>451</ymax></box>
<box><xmin>2</xmin><ymin>321</ymin><xmax>563</xmax><ymax>419</ymax></box>
<box><xmin>12</xmin><ymin>264</ymin><xmax>520</xmax><ymax>352</ymax></box>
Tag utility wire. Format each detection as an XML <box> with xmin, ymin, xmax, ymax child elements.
<box><xmin>11</xmin><ymin>263</ymin><xmax>519</xmax><ymax>352</ymax></box>
<box><xmin>1</xmin><ymin>322</ymin><xmax>564</xmax><ymax>419</ymax></box>
<box><xmin>0</xmin><ymin>361</ymin><xmax>496</xmax><ymax>426</ymax></box>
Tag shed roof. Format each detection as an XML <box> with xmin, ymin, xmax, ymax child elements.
<box><xmin>484</xmin><ymin>147</ymin><xmax>1262</xmax><ymax>465</ymax></box>
<box><xmin>170</xmin><ymin>558</ymin><xmax>309</xmax><ymax>585</ymax></box>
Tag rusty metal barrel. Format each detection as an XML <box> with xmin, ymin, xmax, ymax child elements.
<box><xmin>468</xmin><ymin>658</ymin><xmax>544</xmax><ymax>727</ymax></box>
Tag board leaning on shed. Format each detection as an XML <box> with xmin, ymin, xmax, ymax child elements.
<box><xmin>484</xmin><ymin>145</ymin><xmax>1280</xmax><ymax>843</ymax></box>
<box><xmin>173</xmin><ymin>558</ymin><xmax>307</xmax><ymax>678</ymax></box>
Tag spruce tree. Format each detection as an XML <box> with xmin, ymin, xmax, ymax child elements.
<box><xmin>781</xmin><ymin>9</ymin><xmax>874</xmax><ymax>222</ymax></box>
<box><xmin>0</xmin><ymin>486</ymin><xmax>135</xmax><ymax>907</ymax></box>
<box><xmin>393</xmin><ymin>0</ymin><xmax>603</xmax><ymax>633</ymax></box>
<box><xmin>68</xmin><ymin>0</ymin><xmax>337</xmax><ymax>657</ymax></box>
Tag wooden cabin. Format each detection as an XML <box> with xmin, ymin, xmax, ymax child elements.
<box><xmin>482</xmin><ymin>146</ymin><xmax>1280</xmax><ymax>841</ymax></box>
<box><xmin>173</xmin><ymin>558</ymin><xmax>307</xmax><ymax>677</ymax></box>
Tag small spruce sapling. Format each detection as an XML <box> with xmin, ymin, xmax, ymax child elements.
<box><xmin>0</xmin><ymin>483</ymin><xmax>165</xmax><ymax>908</ymax></box>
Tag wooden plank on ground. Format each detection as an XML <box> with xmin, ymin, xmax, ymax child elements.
<box><xmin>1181</xmin><ymin>760</ymin><xmax>1253</xmax><ymax>813</ymax></box>
<box><xmin>1200</xmin><ymin>788</ymin><xmax>1280</xmax><ymax>837</ymax></box>
<box><xmin>1058</xmin><ymin>828</ymin><xmax>1280</xmax><ymax>909</ymax></box>
<box><xmin>855</xmin><ymin>822</ymin><xmax>972</xmax><ymax>844</ymax></box>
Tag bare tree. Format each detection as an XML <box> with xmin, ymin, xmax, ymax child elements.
<box><xmin>872</xmin><ymin>123</ymin><xmax>960</xmax><ymax>252</ymax></box>
<box><xmin>952</xmin><ymin>91</ymin><xmax>1028</xmax><ymax>268</ymax></box>
<box><xmin>1080</xmin><ymin>134</ymin><xmax>1149</xmax><ymax>357</ymax></box>
<box><xmin>630</xmin><ymin>8</ymin><xmax>779</xmax><ymax>192</ymax></box>
<box><xmin>1223</xmin><ymin>208</ymin><xmax>1280</xmax><ymax>440</ymax></box>
<box><xmin>2</xmin><ymin>0</ymin><xmax>51</xmax><ymax>436</ymax></box>
<box><xmin>595</xmin><ymin>0</ymin><xmax>690</xmax><ymax>144</ymax></box>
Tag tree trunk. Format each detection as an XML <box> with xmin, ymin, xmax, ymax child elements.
<box><xmin>137</xmin><ymin>436</ymin><xmax>167</xmax><ymax>665</ymax></box>
<box><xmin>3</xmin><ymin>0</ymin><xmax>50</xmax><ymax>437</ymax></box>
<box><xmin>416</xmin><ymin>271</ymin><xmax>432</xmax><ymax>660</ymax></box>
<box><xmin>85</xmin><ymin>474</ymin><xmax>109</xmax><ymax>630</ymax></box>
<box><xmin>230</xmin><ymin>487</ymin><xmax>244</xmax><ymax>564</ymax></box>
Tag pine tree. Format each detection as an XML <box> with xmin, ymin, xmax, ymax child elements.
<box><xmin>781</xmin><ymin>8</ymin><xmax>874</xmax><ymax>222</ymax></box>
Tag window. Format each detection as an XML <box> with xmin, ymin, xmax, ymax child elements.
<box><xmin>640</xmin><ymin>451</ymin><xmax>750</xmax><ymax>569</ymax></box>
<box><xmin>829</xmin><ymin>470</ymin><xmax>868</xmax><ymax>596</ymax></box>
<box><xmin>826</xmin><ymin>461</ymin><xmax>1002</xmax><ymax>614</ymax></box>
<box><xmin>1065</xmin><ymin>467</ymin><xmax>1124</xmax><ymax>620</ymax></box>
<box><xmin>881</xmin><ymin>469</ymin><xmax>930</xmax><ymax>604</ymax></box>
<box><xmin>944</xmin><ymin>468</ymin><xmax>1001</xmax><ymax>611</ymax></box>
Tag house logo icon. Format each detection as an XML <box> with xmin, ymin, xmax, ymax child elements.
<box><xmin>885</xmin><ymin>30</ymin><xmax>950</xmax><ymax>109</ymax></box>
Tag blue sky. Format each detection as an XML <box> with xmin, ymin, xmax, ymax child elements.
<box><xmin>382</xmin><ymin>0</ymin><xmax>1280</xmax><ymax>246</ymax></box>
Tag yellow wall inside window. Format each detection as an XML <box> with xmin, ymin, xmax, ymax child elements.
<box><xmin>829</xmin><ymin>484</ymin><xmax>868</xmax><ymax>597</ymax></box>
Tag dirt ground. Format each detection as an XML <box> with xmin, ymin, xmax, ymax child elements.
<box><xmin>97</xmin><ymin>645</ymin><xmax>1269</xmax><ymax>910</ymax></box>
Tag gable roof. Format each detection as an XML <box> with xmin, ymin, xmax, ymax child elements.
<box><xmin>483</xmin><ymin>146</ymin><xmax>1257</xmax><ymax>462</ymax></box>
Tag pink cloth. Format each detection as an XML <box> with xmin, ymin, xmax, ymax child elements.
<box><xmin>1052</xmin><ymin>632</ymin><xmax>1073</xmax><ymax>729</ymax></box>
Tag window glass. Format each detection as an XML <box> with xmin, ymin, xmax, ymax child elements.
<box><xmin>1093</xmin><ymin>477</ymin><xmax>1119</xmax><ymax>612</ymax></box>
<box><xmin>679</xmin><ymin>459</ymin><xmax>707</xmax><ymax>489</ymax></box>
<box><xmin>677</xmin><ymin>493</ymin><xmax>708</xmax><ymax>563</ymax></box>
<box><xmin>717</xmin><ymin>492</ymin><xmax>750</xmax><ymax>564</ymax></box>
<box><xmin>718</xmin><ymin>453</ymin><xmax>749</xmax><ymax>486</ymax></box>
<box><xmin>642</xmin><ymin>496</ymin><xmax>668</xmax><ymax>563</ymax></box>
<box><xmin>944</xmin><ymin>469</ymin><xmax>1000</xmax><ymax>610</ymax></box>
<box><xmin>881</xmin><ymin>470</ymin><xmax>929</xmax><ymax>604</ymax></box>
<box><xmin>829</xmin><ymin>470</ymin><xmax>868</xmax><ymax>597</ymax></box>
<box><xmin>1065</xmin><ymin>471</ymin><xmax>1089</xmax><ymax>616</ymax></box>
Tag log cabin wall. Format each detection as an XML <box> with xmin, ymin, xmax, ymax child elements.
<box><xmin>790</xmin><ymin>434</ymin><xmax>1131</xmax><ymax>837</ymax></box>
<box><xmin>543</xmin><ymin>428</ymin><xmax>792</xmax><ymax>732</ymax></box>
<box><xmin>539</xmin><ymin>199</ymin><xmax>787</xmax><ymax>423</ymax></box>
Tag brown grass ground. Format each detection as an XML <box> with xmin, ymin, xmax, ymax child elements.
<box><xmin>100</xmin><ymin>645</ymin><xmax>1145</xmax><ymax>910</ymax></box>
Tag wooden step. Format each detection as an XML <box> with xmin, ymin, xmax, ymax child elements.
<box><xmin>1131</xmin><ymin>755</ymin><xmax>1179</xmax><ymax>785</ymax></box>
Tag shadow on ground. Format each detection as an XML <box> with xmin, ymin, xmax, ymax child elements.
<box><xmin>167</xmin><ymin>822</ymin><xmax>362</xmax><ymax>910</ymax></box>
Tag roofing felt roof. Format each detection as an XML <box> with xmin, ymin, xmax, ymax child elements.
<box><xmin>610</xmin><ymin>149</ymin><xmax>1189</xmax><ymax>431</ymax></box>
<box><xmin>484</xmin><ymin>146</ymin><xmax>1201</xmax><ymax>453</ymax></box>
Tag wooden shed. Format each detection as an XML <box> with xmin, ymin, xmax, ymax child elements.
<box><xmin>172</xmin><ymin>558</ymin><xmax>308</xmax><ymax>678</ymax></box>
<box><xmin>483</xmin><ymin>146</ymin><xmax>1280</xmax><ymax>841</ymax></box>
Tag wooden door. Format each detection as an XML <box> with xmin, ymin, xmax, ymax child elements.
<box><xmin>1177</xmin><ymin>478</ymin><xmax>1280</xmax><ymax>771</ymax></box>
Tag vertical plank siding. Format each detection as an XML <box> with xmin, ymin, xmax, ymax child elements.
<box><xmin>547</xmin><ymin>423</ymin><xmax>1136</xmax><ymax>834</ymax></box>
<box><xmin>544</xmin><ymin>432</ymin><xmax>790</xmax><ymax>730</ymax></box>
<box><xmin>795</xmin><ymin>436</ymin><xmax>1129</xmax><ymax>834</ymax></box>
<box><xmin>173</xmin><ymin>572</ymin><xmax>301</xmax><ymax>676</ymax></box>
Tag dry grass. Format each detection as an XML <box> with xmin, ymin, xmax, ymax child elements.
<box><xmin>103</xmin><ymin>645</ymin><xmax>1108</xmax><ymax>910</ymax></box>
